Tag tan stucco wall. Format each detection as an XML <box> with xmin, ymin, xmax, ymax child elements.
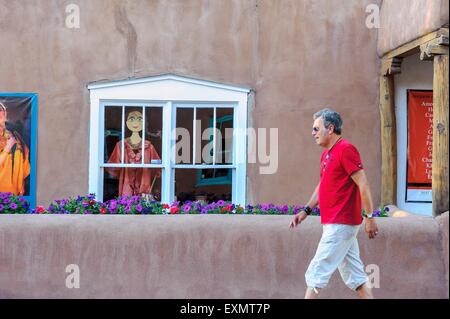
<box><xmin>0</xmin><ymin>0</ymin><xmax>382</xmax><ymax>206</ymax></box>
<box><xmin>378</xmin><ymin>0</ymin><xmax>449</xmax><ymax>57</ymax></box>
<box><xmin>0</xmin><ymin>215</ymin><xmax>447</xmax><ymax>298</ymax></box>
<box><xmin>437</xmin><ymin>211</ymin><xmax>449</xmax><ymax>298</ymax></box>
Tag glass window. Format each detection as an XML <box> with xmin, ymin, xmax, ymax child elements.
<box><xmin>102</xmin><ymin>105</ymin><xmax>163</xmax><ymax>201</ymax></box>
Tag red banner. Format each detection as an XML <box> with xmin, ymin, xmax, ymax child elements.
<box><xmin>406</xmin><ymin>90</ymin><xmax>433</xmax><ymax>202</ymax></box>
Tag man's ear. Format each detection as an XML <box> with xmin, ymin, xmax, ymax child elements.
<box><xmin>328</xmin><ymin>124</ymin><xmax>334</xmax><ymax>134</ymax></box>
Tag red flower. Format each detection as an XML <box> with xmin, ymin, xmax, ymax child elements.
<box><xmin>36</xmin><ymin>206</ymin><xmax>46</xmax><ymax>214</ymax></box>
<box><xmin>89</xmin><ymin>200</ymin><xmax>96</xmax><ymax>206</ymax></box>
<box><xmin>100</xmin><ymin>207</ymin><xmax>107</xmax><ymax>214</ymax></box>
<box><xmin>170</xmin><ymin>206</ymin><xmax>179</xmax><ymax>214</ymax></box>
<box><xmin>162</xmin><ymin>204</ymin><xmax>170</xmax><ymax>209</ymax></box>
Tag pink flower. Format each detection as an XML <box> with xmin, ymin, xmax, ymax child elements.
<box><xmin>36</xmin><ymin>206</ymin><xmax>46</xmax><ymax>214</ymax></box>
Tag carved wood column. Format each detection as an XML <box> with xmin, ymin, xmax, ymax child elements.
<box><xmin>421</xmin><ymin>33</ymin><xmax>449</xmax><ymax>216</ymax></box>
<box><xmin>379</xmin><ymin>57</ymin><xmax>402</xmax><ymax>206</ymax></box>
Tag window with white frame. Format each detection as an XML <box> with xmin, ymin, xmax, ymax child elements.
<box><xmin>88</xmin><ymin>74</ymin><xmax>250</xmax><ymax>206</ymax></box>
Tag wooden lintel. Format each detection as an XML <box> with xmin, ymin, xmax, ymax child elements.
<box><xmin>420</xmin><ymin>35</ymin><xmax>450</xmax><ymax>60</ymax></box>
<box><xmin>384</xmin><ymin>28</ymin><xmax>449</xmax><ymax>60</ymax></box>
<box><xmin>381</xmin><ymin>57</ymin><xmax>403</xmax><ymax>75</ymax></box>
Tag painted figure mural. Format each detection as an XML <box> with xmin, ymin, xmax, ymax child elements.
<box><xmin>0</xmin><ymin>102</ymin><xmax>30</xmax><ymax>196</ymax></box>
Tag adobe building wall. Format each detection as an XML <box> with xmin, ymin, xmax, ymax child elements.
<box><xmin>378</xmin><ymin>0</ymin><xmax>449</xmax><ymax>57</ymax></box>
<box><xmin>1</xmin><ymin>0</ymin><xmax>382</xmax><ymax>206</ymax></box>
<box><xmin>0</xmin><ymin>214</ymin><xmax>447</xmax><ymax>298</ymax></box>
<box><xmin>437</xmin><ymin>211</ymin><xmax>449</xmax><ymax>298</ymax></box>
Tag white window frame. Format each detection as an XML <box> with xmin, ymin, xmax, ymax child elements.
<box><xmin>87</xmin><ymin>74</ymin><xmax>250</xmax><ymax>206</ymax></box>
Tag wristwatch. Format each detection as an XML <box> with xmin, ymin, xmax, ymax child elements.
<box><xmin>303</xmin><ymin>206</ymin><xmax>312</xmax><ymax>215</ymax></box>
<box><xmin>364</xmin><ymin>212</ymin><xmax>374</xmax><ymax>219</ymax></box>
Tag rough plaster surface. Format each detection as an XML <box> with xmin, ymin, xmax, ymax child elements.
<box><xmin>0</xmin><ymin>215</ymin><xmax>447</xmax><ymax>299</ymax></box>
<box><xmin>0</xmin><ymin>0</ymin><xmax>382</xmax><ymax>207</ymax></box>
<box><xmin>436</xmin><ymin>211</ymin><xmax>449</xmax><ymax>298</ymax></box>
<box><xmin>378</xmin><ymin>0</ymin><xmax>449</xmax><ymax>56</ymax></box>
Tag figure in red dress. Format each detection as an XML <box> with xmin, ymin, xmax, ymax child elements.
<box><xmin>106</xmin><ymin>110</ymin><xmax>161</xmax><ymax>197</ymax></box>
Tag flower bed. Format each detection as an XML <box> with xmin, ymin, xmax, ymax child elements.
<box><xmin>0</xmin><ymin>192</ymin><xmax>389</xmax><ymax>216</ymax></box>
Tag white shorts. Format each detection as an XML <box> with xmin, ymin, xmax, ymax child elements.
<box><xmin>305</xmin><ymin>224</ymin><xmax>368</xmax><ymax>291</ymax></box>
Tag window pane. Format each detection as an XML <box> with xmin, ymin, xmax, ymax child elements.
<box><xmin>196</xmin><ymin>108</ymin><xmax>214</xmax><ymax>165</ymax></box>
<box><xmin>103</xmin><ymin>167</ymin><xmax>162</xmax><ymax>202</ymax></box>
<box><xmin>215</xmin><ymin>108</ymin><xmax>234</xmax><ymax>164</ymax></box>
<box><xmin>144</xmin><ymin>106</ymin><xmax>163</xmax><ymax>163</ymax></box>
<box><xmin>124</xmin><ymin>106</ymin><xmax>145</xmax><ymax>161</ymax></box>
<box><xmin>104</xmin><ymin>106</ymin><xmax>123</xmax><ymax>163</ymax></box>
<box><xmin>175</xmin><ymin>169</ymin><xmax>232</xmax><ymax>204</ymax></box>
<box><xmin>175</xmin><ymin>108</ymin><xmax>193</xmax><ymax>164</ymax></box>
<box><xmin>105</xmin><ymin>106</ymin><xmax>162</xmax><ymax>165</ymax></box>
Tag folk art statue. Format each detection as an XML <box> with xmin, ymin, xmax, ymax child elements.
<box><xmin>107</xmin><ymin>110</ymin><xmax>161</xmax><ymax>198</ymax></box>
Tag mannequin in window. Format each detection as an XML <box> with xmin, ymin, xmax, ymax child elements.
<box><xmin>0</xmin><ymin>102</ymin><xmax>31</xmax><ymax>196</ymax></box>
<box><xmin>106</xmin><ymin>110</ymin><xmax>161</xmax><ymax>197</ymax></box>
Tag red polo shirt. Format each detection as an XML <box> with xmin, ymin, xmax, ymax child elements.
<box><xmin>318</xmin><ymin>138</ymin><xmax>364</xmax><ymax>225</ymax></box>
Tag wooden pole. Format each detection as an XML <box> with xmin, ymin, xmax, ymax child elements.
<box><xmin>432</xmin><ymin>54</ymin><xmax>449</xmax><ymax>216</ymax></box>
<box><xmin>379</xmin><ymin>74</ymin><xmax>397</xmax><ymax>207</ymax></box>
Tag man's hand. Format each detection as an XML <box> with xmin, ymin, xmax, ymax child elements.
<box><xmin>289</xmin><ymin>211</ymin><xmax>308</xmax><ymax>229</ymax></box>
<box><xmin>365</xmin><ymin>218</ymin><xmax>379</xmax><ymax>239</ymax></box>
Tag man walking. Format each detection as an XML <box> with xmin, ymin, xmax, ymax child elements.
<box><xmin>289</xmin><ymin>108</ymin><xmax>378</xmax><ymax>299</ymax></box>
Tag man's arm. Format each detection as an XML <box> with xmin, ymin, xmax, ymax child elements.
<box><xmin>305</xmin><ymin>182</ymin><xmax>320</xmax><ymax>209</ymax></box>
<box><xmin>350</xmin><ymin>169</ymin><xmax>379</xmax><ymax>239</ymax></box>
<box><xmin>289</xmin><ymin>182</ymin><xmax>320</xmax><ymax>228</ymax></box>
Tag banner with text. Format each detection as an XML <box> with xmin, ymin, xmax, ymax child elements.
<box><xmin>406</xmin><ymin>90</ymin><xmax>433</xmax><ymax>202</ymax></box>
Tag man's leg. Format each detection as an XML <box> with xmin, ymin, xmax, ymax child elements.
<box><xmin>338</xmin><ymin>227</ymin><xmax>374</xmax><ymax>299</ymax></box>
<box><xmin>304</xmin><ymin>287</ymin><xmax>320</xmax><ymax>299</ymax></box>
<box><xmin>356</xmin><ymin>282</ymin><xmax>374</xmax><ymax>299</ymax></box>
<box><xmin>304</xmin><ymin>225</ymin><xmax>355</xmax><ymax>299</ymax></box>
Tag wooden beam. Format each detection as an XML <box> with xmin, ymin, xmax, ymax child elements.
<box><xmin>379</xmin><ymin>75</ymin><xmax>397</xmax><ymax>206</ymax></box>
<box><xmin>381</xmin><ymin>57</ymin><xmax>403</xmax><ymax>75</ymax></box>
<box><xmin>432</xmin><ymin>54</ymin><xmax>449</xmax><ymax>216</ymax></box>
<box><xmin>384</xmin><ymin>28</ymin><xmax>449</xmax><ymax>60</ymax></box>
<box><xmin>420</xmin><ymin>35</ymin><xmax>449</xmax><ymax>61</ymax></box>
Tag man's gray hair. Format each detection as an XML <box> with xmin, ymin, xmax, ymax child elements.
<box><xmin>0</xmin><ymin>102</ymin><xmax>6</xmax><ymax>112</ymax></box>
<box><xmin>313</xmin><ymin>108</ymin><xmax>343</xmax><ymax>135</ymax></box>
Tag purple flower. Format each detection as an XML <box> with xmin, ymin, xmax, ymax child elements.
<box><xmin>171</xmin><ymin>200</ymin><xmax>180</xmax><ymax>207</ymax></box>
<box><xmin>135</xmin><ymin>204</ymin><xmax>143</xmax><ymax>213</ymax></box>
<box><xmin>0</xmin><ymin>192</ymin><xmax>11</xmax><ymax>199</ymax></box>
<box><xmin>217</xmin><ymin>200</ymin><xmax>225</xmax><ymax>206</ymax></box>
<box><xmin>280</xmin><ymin>205</ymin><xmax>289</xmax><ymax>214</ymax></box>
<box><xmin>183</xmin><ymin>205</ymin><xmax>191</xmax><ymax>213</ymax></box>
<box><xmin>3</xmin><ymin>198</ymin><xmax>11</xmax><ymax>204</ymax></box>
<box><xmin>0</xmin><ymin>204</ymin><xmax>4</xmax><ymax>211</ymax></box>
<box><xmin>201</xmin><ymin>208</ymin><xmax>208</xmax><ymax>214</ymax></box>
<box><xmin>109</xmin><ymin>201</ymin><xmax>117</xmax><ymax>211</ymax></box>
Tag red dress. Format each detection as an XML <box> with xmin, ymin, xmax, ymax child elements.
<box><xmin>106</xmin><ymin>138</ymin><xmax>161</xmax><ymax>197</ymax></box>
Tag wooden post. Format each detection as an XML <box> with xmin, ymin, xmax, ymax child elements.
<box><xmin>432</xmin><ymin>54</ymin><xmax>449</xmax><ymax>216</ymax></box>
<box><xmin>379</xmin><ymin>72</ymin><xmax>397</xmax><ymax>206</ymax></box>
